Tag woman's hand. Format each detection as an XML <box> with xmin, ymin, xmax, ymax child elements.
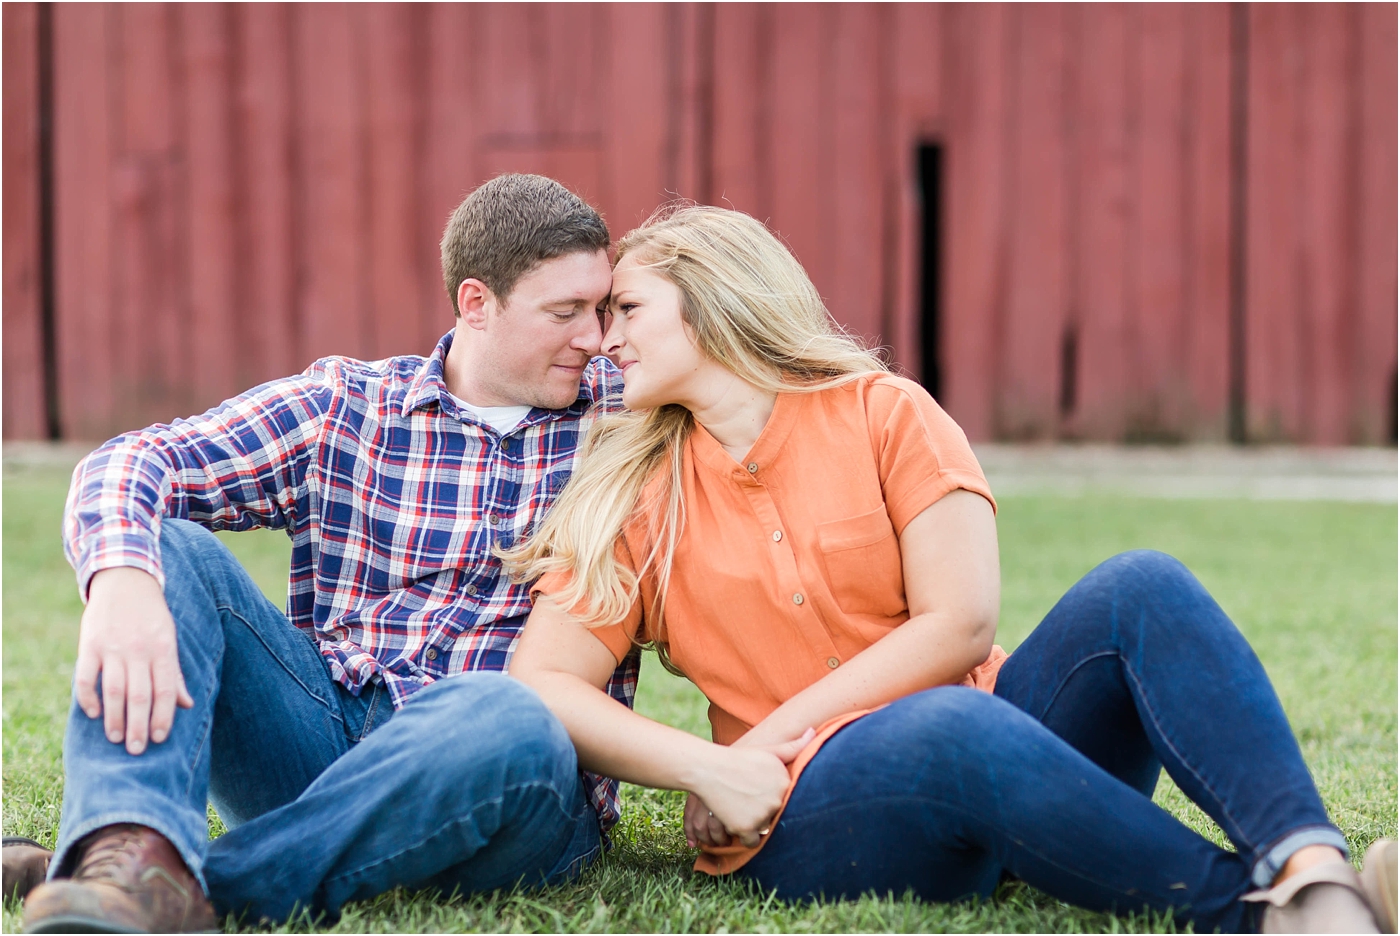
<box><xmin>685</xmin><ymin>728</ymin><xmax>815</xmax><ymax>848</ymax></box>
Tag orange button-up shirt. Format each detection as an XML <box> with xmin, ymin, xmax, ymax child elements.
<box><xmin>535</xmin><ymin>373</ymin><xmax>1005</xmax><ymax>873</ymax></box>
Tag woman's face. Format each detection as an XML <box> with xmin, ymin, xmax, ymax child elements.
<box><xmin>604</xmin><ymin>254</ymin><xmax>711</xmax><ymax>410</ymax></box>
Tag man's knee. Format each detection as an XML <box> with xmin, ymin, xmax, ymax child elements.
<box><xmin>156</xmin><ymin>519</ymin><xmax>241</xmax><ymax>600</ymax></box>
<box><xmin>399</xmin><ymin>674</ymin><xmax>577</xmax><ymax>782</ymax></box>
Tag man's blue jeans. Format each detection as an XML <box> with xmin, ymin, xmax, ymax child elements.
<box><xmin>739</xmin><ymin>550</ymin><xmax>1346</xmax><ymax>933</ymax></box>
<box><xmin>52</xmin><ymin>520</ymin><xmax>600</xmax><ymax>923</ymax></box>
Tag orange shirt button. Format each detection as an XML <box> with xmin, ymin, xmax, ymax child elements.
<box><xmin>772</xmin><ymin>530</ymin><xmax>782</xmax><ymax>542</ymax></box>
<box><xmin>747</xmin><ymin>462</ymin><xmax>758</xmax><ymax>473</ymax></box>
<box><xmin>827</xmin><ymin>656</ymin><xmax>840</xmax><ymax>669</ymax></box>
<box><xmin>792</xmin><ymin>593</ymin><xmax>804</xmax><ymax>605</ymax></box>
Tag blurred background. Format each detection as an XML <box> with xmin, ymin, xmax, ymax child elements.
<box><xmin>3</xmin><ymin>3</ymin><xmax>1395</xmax><ymax>446</ymax></box>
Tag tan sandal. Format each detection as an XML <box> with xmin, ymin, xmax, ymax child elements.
<box><xmin>1243</xmin><ymin>858</ymin><xmax>1381</xmax><ymax>934</ymax></box>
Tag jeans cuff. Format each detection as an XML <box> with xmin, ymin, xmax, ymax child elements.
<box><xmin>52</xmin><ymin>810</ymin><xmax>209</xmax><ymax>892</ymax></box>
<box><xmin>1251</xmin><ymin>826</ymin><xmax>1351</xmax><ymax>888</ymax></box>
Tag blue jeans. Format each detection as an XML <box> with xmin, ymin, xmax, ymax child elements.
<box><xmin>739</xmin><ymin>550</ymin><xmax>1345</xmax><ymax>933</ymax></box>
<box><xmin>52</xmin><ymin>520</ymin><xmax>600</xmax><ymax>923</ymax></box>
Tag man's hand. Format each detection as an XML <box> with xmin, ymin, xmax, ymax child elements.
<box><xmin>75</xmin><ymin>568</ymin><xmax>194</xmax><ymax>755</ymax></box>
<box><xmin>685</xmin><ymin>727</ymin><xmax>815</xmax><ymax>849</ymax></box>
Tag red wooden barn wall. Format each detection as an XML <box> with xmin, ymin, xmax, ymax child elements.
<box><xmin>2</xmin><ymin>2</ymin><xmax>1395</xmax><ymax>444</ymax></box>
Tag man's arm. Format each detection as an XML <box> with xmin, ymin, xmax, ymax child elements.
<box><xmin>65</xmin><ymin>364</ymin><xmax>338</xmax><ymax>754</ymax></box>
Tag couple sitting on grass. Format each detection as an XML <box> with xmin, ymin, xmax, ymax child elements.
<box><xmin>8</xmin><ymin>174</ymin><xmax>1393</xmax><ymax>935</ymax></box>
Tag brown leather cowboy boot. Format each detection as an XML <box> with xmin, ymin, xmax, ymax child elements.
<box><xmin>22</xmin><ymin>824</ymin><xmax>217</xmax><ymax>934</ymax></box>
<box><xmin>3</xmin><ymin>837</ymin><xmax>53</xmax><ymax>902</ymax></box>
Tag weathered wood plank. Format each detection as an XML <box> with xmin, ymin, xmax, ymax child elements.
<box><xmin>1181</xmin><ymin>2</ymin><xmax>1232</xmax><ymax>440</ymax></box>
<box><xmin>182</xmin><ymin>3</ymin><xmax>238</xmax><ymax>413</ymax></box>
<box><xmin>52</xmin><ymin>3</ymin><xmax>114</xmax><ymax>440</ymax></box>
<box><xmin>999</xmin><ymin>3</ymin><xmax>1069</xmax><ymax>439</ymax></box>
<box><xmin>234</xmin><ymin>3</ymin><xmax>298</xmax><ymax>380</ymax></box>
<box><xmin>1245</xmin><ymin>3</ymin><xmax>1306</xmax><ymax>441</ymax></box>
<box><xmin>3</xmin><ymin>2</ymin><xmax>47</xmax><ymax>438</ymax></box>
<box><xmin>1357</xmin><ymin>2</ymin><xmax>1398</xmax><ymax>443</ymax></box>
<box><xmin>941</xmin><ymin>2</ymin><xmax>1009</xmax><ymax>440</ymax></box>
<box><xmin>1070</xmin><ymin>2</ymin><xmax>1131</xmax><ymax>441</ymax></box>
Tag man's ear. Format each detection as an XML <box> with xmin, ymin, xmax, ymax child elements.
<box><xmin>457</xmin><ymin>279</ymin><xmax>494</xmax><ymax>330</ymax></box>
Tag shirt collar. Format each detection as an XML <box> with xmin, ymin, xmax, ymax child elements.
<box><xmin>400</xmin><ymin>329</ymin><xmax>603</xmax><ymax>423</ymax></box>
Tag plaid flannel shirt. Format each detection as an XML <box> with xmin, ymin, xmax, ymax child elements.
<box><xmin>63</xmin><ymin>330</ymin><xmax>639</xmax><ymax>829</ymax></box>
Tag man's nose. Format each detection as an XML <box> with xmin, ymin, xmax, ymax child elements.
<box><xmin>571</xmin><ymin>310</ymin><xmax>604</xmax><ymax>356</ymax></box>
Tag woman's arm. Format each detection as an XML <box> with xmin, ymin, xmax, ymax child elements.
<box><xmin>686</xmin><ymin>488</ymin><xmax>999</xmax><ymax>846</ymax></box>
<box><xmin>510</xmin><ymin>596</ymin><xmax>812</xmax><ymax>846</ymax></box>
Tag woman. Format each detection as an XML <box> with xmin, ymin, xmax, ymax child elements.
<box><xmin>504</xmin><ymin>206</ymin><xmax>1392</xmax><ymax>933</ymax></box>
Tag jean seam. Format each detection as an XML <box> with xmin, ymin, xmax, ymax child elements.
<box><xmin>767</xmin><ymin>794</ymin><xmax>1243</xmax><ymax>920</ymax></box>
<box><xmin>357</xmin><ymin>684</ymin><xmax>383</xmax><ymax>742</ymax></box>
<box><xmin>180</xmin><ymin>665</ymin><xmax>218</xmax><ymax>806</ymax></box>
<box><xmin>1029</xmin><ymin>649</ymin><xmax>1119</xmax><ymax>723</ymax></box>
<box><xmin>320</xmin><ymin>779</ymin><xmax>578</xmax><ymax>889</ymax></box>
<box><xmin>1116</xmin><ymin>655</ymin><xmax>1255</xmax><ymax>856</ymax></box>
<box><xmin>215</xmin><ymin>603</ymin><xmax>345</xmax><ymax>731</ymax></box>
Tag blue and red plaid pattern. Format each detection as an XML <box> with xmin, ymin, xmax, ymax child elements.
<box><xmin>63</xmin><ymin>330</ymin><xmax>638</xmax><ymax>828</ymax></box>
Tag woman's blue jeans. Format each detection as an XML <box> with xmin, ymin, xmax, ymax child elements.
<box><xmin>51</xmin><ymin>520</ymin><xmax>601</xmax><ymax>923</ymax></box>
<box><xmin>739</xmin><ymin>550</ymin><xmax>1346</xmax><ymax>933</ymax></box>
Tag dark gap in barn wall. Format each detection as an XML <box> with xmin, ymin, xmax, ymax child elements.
<box><xmin>1059</xmin><ymin>323</ymin><xmax>1078</xmax><ymax>417</ymax></box>
<box><xmin>1389</xmin><ymin>365</ymin><xmax>1397</xmax><ymax>446</ymax></box>
<box><xmin>37</xmin><ymin>1</ymin><xmax>59</xmax><ymax>439</ymax></box>
<box><xmin>1227</xmin><ymin>2</ymin><xmax>1249</xmax><ymax>444</ymax></box>
<box><xmin>917</xmin><ymin>143</ymin><xmax>943</xmax><ymax>402</ymax></box>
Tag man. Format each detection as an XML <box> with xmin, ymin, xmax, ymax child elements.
<box><xmin>14</xmin><ymin>174</ymin><xmax>639</xmax><ymax>933</ymax></box>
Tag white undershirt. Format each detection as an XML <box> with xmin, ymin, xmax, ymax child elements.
<box><xmin>448</xmin><ymin>393</ymin><xmax>532</xmax><ymax>435</ymax></box>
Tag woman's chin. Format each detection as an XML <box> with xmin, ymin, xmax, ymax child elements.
<box><xmin>621</xmin><ymin>387</ymin><xmax>678</xmax><ymax>412</ymax></box>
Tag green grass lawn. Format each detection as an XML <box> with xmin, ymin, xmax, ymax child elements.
<box><xmin>3</xmin><ymin>462</ymin><xmax>1395</xmax><ymax>933</ymax></box>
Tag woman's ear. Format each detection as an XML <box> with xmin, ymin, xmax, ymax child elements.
<box><xmin>457</xmin><ymin>278</ymin><xmax>494</xmax><ymax>330</ymax></box>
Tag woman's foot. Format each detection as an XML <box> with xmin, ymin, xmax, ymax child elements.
<box><xmin>1244</xmin><ymin>853</ymin><xmax>1380</xmax><ymax>933</ymax></box>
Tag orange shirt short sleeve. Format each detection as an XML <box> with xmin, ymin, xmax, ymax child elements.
<box><xmin>532</xmin><ymin>529</ymin><xmax>648</xmax><ymax>664</ymax></box>
<box><xmin>865</xmin><ymin>378</ymin><xmax>996</xmax><ymax>534</ymax></box>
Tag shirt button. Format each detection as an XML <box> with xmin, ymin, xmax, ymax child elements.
<box><xmin>465</xmin><ymin>584</ymin><xmax>478</xmax><ymax>596</ymax></box>
<box><xmin>827</xmin><ymin>656</ymin><xmax>840</xmax><ymax>669</ymax></box>
<box><xmin>747</xmin><ymin>462</ymin><xmax>758</xmax><ymax>473</ymax></box>
<box><xmin>425</xmin><ymin>647</ymin><xmax>438</xmax><ymax>661</ymax></box>
<box><xmin>500</xmin><ymin>438</ymin><xmax>510</xmax><ymax>451</ymax></box>
<box><xmin>792</xmin><ymin>593</ymin><xmax>804</xmax><ymax>605</ymax></box>
<box><xmin>488</xmin><ymin>514</ymin><xmax>500</xmax><ymax>526</ymax></box>
<box><xmin>772</xmin><ymin>530</ymin><xmax>782</xmax><ymax>542</ymax></box>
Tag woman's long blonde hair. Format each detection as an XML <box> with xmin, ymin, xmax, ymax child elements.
<box><xmin>500</xmin><ymin>205</ymin><xmax>886</xmax><ymax>670</ymax></box>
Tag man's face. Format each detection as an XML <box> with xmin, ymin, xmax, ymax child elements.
<box><xmin>464</xmin><ymin>250</ymin><xmax>612</xmax><ymax>409</ymax></box>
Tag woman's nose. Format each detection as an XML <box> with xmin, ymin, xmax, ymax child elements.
<box><xmin>601</xmin><ymin>314</ymin><xmax>625</xmax><ymax>356</ymax></box>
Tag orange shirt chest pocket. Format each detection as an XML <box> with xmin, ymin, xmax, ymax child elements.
<box><xmin>815</xmin><ymin>505</ymin><xmax>907</xmax><ymax>618</ymax></box>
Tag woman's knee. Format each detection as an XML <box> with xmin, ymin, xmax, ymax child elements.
<box><xmin>867</xmin><ymin>687</ymin><xmax>1023</xmax><ymax>757</ymax></box>
<box><xmin>1066</xmin><ymin>549</ymin><xmax>1239</xmax><ymax>651</ymax></box>
<box><xmin>1087</xmin><ymin>549</ymin><xmax>1200</xmax><ymax>599</ymax></box>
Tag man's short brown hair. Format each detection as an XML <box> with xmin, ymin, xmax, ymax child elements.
<box><xmin>440</xmin><ymin>174</ymin><xmax>610</xmax><ymax>315</ymax></box>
